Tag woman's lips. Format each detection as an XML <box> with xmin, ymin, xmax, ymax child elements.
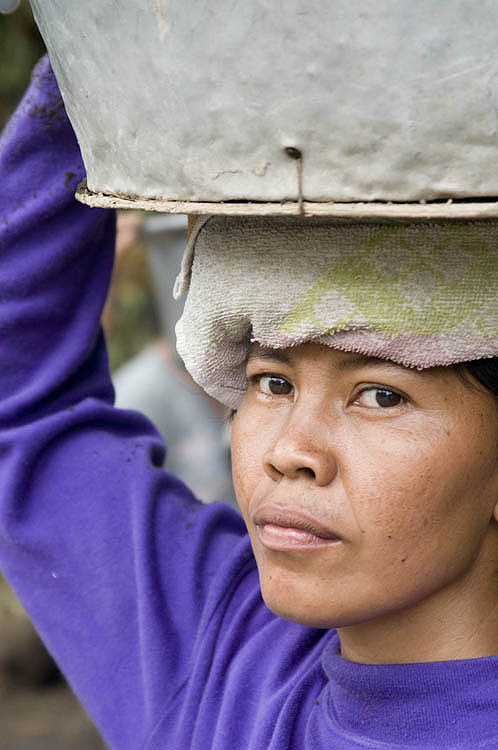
<box><xmin>252</xmin><ymin>504</ymin><xmax>342</xmax><ymax>551</ymax></box>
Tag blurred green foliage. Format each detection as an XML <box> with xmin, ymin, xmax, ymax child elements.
<box><xmin>0</xmin><ymin>1</ymin><xmax>45</xmax><ymax>131</ymax></box>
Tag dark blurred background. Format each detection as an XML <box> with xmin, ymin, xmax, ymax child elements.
<box><xmin>0</xmin><ymin>1</ymin><xmax>45</xmax><ymax>129</ymax></box>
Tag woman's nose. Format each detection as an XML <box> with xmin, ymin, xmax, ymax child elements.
<box><xmin>263</xmin><ymin>410</ymin><xmax>338</xmax><ymax>486</ymax></box>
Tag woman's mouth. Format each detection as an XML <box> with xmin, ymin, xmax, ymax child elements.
<box><xmin>252</xmin><ymin>505</ymin><xmax>342</xmax><ymax>551</ymax></box>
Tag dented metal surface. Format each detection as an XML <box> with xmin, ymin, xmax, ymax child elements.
<box><xmin>30</xmin><ymin>1</ymin><xmax>498</xmax><ymax>205</ymax></box>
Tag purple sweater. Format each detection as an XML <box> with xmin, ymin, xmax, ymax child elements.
<box><xmin>0</xmin><ymin>58</ymin><xmax>497</xmax><ymax>750</ymax></box>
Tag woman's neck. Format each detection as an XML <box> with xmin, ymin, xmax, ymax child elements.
<box><xmin>337</xmin><ymin>548</ymin><xmax>498</xmax><ymax>665</ymax></box>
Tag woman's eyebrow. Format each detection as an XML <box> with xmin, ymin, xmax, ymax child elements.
<box><xmin>247</xmin><ymin>347</ymin><xmax>292</xmax><ymax>365</ymax></box>
<box><xmin>247</xmin><ymin>347</ymin><xmax>416</xmax><ymax>374</ymax></box>
<box><xmin>335</xmin><ymin>354</ymin><xmax>407</xmax><ymax>372</ymax></box>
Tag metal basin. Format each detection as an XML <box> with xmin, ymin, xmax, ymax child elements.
<box><xmin>30</xmin><ymin>1</ymin><xmax>498</xmax><ymax>212</ymax></box>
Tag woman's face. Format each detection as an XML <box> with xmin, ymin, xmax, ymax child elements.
<box><xmin>231</xmin><ymin>343</ymin><xmax>498</xmax><ymax>642</ymax></box>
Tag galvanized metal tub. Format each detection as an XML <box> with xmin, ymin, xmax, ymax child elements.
<box><xmin>30</xmin><ymin>0</ymin><xmax>498</xmax><ymax>216</ymax></box>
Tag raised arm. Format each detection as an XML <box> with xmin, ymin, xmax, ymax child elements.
<box><xmin>0</xmin><ymin>58</ymin><xmax>245</xmax><ymax>748</ymax></box>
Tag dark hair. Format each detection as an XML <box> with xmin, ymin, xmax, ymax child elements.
<box><xmin>464</xmin><ymin>358</ymin><xmax>498</xmax><ymax>401</ymax></box>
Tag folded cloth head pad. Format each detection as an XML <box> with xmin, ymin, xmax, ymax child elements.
<box><xmin>174</xmin><ymin>216</ymin><xmax>498</xmax><ymax>409</ymax></box>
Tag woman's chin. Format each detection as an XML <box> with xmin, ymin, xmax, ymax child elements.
<box><xmin>258</xmin><ymin>570</ymin><xmax>350</xmax><ymax>630</ymax></box>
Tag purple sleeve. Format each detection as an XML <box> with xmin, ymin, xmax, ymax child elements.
<box><xmin>0</xmin><ymin>57</ymin><xmax>246</xmax><ymax>749</ymax></box>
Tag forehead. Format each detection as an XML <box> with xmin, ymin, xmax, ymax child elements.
<box><xmin>248</xmin><ymin>342</ymin><xmax>404</xmax><ymax>373</ymax></box>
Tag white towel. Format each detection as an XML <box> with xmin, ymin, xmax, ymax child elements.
<box><xmin>175</xmin><ymin>216</ymin><xmax>498</xmax><ymax>408</ymax></box>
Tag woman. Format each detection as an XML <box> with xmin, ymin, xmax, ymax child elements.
<box><xmin>0</xmin><ymin>57</ymin><xmax>497</xmax><ymax>749</ymax></box>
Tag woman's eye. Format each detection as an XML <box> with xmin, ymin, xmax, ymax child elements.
<box><xmin>356</xmin><ymin>387</ymin><xmax>404</xmax><ymax>409</ymax></box>
<box><xmin>256</xmin><ymin>375</ymin><xmax>293</xmax><ymax>396</ymax></box>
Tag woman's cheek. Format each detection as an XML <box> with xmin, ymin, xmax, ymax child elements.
<box><xmin>231</xmin><ymin>408</ymin><xmax>266</xmax><ymax>508</ymax></box>
<box><xmin>341</xmin><ymin>429</ymin><xmax>441</xmax><ymax>543</ymax></box>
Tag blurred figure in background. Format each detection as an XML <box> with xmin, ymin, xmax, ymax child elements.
<box><xmin>112</xmin><ymin>212</ymin><xmax>237</xmax><ymax>507</ymax></box>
